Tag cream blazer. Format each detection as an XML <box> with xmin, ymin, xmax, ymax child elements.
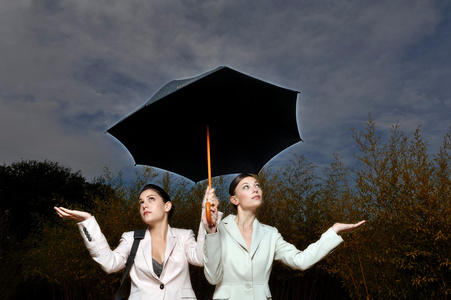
<box><xmin>78</xmin><ymin>216</ymin><xmax>206</xmax><ymax>300</ymax></box>
<box><xmin>203</xmin><ymin>215</ymin><xmax>343</xmax><ymax>300</ymax></box>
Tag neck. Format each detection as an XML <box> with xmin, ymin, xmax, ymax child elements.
<box><xmin>149</xmin><ymin>221</ymin><xmax>168</xmax><ymax>240</ymax></box>
<box><xmin>235</xmin><ymin>210</ymin><xmax>256</xmax><ymax>230</ymax></box>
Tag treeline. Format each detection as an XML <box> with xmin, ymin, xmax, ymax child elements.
<box><xmin>1</xmin><ymin>118</ymin><xmax>450</xmax><ymax>299</ymax></box>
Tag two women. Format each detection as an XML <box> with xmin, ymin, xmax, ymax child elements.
<box><xmin>56</xmin><ymin>174</ymin><xmax>364</xmax><ymax>300</ymax></box>
<box><xmin>55</xmin><ymin>183</ymin><xmax>220</xmax><ymax>300</ymax></box>
<box><xmin>203</xmin><ymin>173</ymin><xmax>365</xmax><ymax>299</ymax></box>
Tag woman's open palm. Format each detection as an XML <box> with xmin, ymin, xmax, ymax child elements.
<box><xmin>332</xmin><ymin>220</ymin><xmax>366</xmax><ymax>234</ymax></box>
<box><xmin>54</xmin><ymin>207</ymin><xmax>91</xmax><ymax>222</ymax></box>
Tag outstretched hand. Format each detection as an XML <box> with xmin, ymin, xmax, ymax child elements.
<box><xmin>332</xmin><ymin>220</ymin><xmax>366</xmax><ymax>234</ymax></box>
<box><xmin>54</xmin><ymin>207</ymin><xmax>92</xmax><ymax>222</ymax></box>
<box><xmin>202</xmin><ymin>186</ymin><xmax>220</xmax><ymax>234</ymax></box>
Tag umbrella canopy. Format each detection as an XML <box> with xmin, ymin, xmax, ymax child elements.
<box><xmin>107</xmin><ymin>66</ymin><xmax>301</xmax><ymax>182</ymax></box>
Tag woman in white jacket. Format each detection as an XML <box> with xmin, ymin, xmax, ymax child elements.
<box><xmin>55</xmin><ymin>183</ymin><xmax>220</xmax><ymax>300</ymax></box>
<box><xmin>203</xmin><ymin>173</ymin><xmax>365</xmax><ymax>300</ymax></box>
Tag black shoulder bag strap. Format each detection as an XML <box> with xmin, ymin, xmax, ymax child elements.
<box><xmin>113</xmin><ymin>229</ymin><xmax>146</xmax><ymax>300</ymax></box>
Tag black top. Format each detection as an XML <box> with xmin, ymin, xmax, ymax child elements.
<box><xmin>152</xmin><ymin>258</ymin><xmax>164</xmax><ymax>277</ymax></box>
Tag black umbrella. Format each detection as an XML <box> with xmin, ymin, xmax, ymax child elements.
<box><xmin>107</xmin><ymin>65</ymin><xmax>301</xmax><ymax>196</ymax></box>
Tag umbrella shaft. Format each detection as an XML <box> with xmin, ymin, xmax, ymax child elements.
<box><xmin>207</xmin><ymin>125</ymin><xmax>212</xmax><ymax>189</ymax></box>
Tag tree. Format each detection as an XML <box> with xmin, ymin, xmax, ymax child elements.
<box><xmin>322</xmin><ymin>118</ymin><xmax>451</xmax><ymax>299</ymax></box>
<box><xmin>0</xmin><ymin>160</ymin><xmax>92</xmax><ymax>240</ymax></box>
<box><xmin>8</xmin><ymin>118</ymin><xmax>450</xmax><ymax>299</ymax></box>
<box><xmin>0</xmin><ymin>159</ymin><xmax>110</xmax><ymax>300</ymax></box>
<box><xmin>259</xmin><ymin>157</ymin><xmax>348</xmax><ymax>299</ymax></box>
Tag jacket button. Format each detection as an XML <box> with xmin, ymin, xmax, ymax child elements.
<box><xmin>245</xmin><ymin>282</ymin><xmax>252</xmax><ymax>289</ymax></box>
<box><xmin>160</xmin><ymin>284</ymin><xmax>164</xmax><ymax>289</ymax></box>
<box><xmin>83</xmin><ymin>227</ymin><xmax>92</xmax><ymax>241</ymax></box>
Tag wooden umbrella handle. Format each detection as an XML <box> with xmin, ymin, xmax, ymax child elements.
<box><xmin>206</xmin><ymin>126</ymin><xmax>212</xmax><ymax>224</ymax></box>
<box><xmin>206</xmin><ymin>202</ymin><xmax>211</xmax><ymax>224</ymax></box>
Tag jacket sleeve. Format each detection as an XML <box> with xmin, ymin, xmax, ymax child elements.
<box><xmin>203</xmin><ymin>227</ymin><xmax>224</xmax><ymax>285</ymax></box>
<box><xmin>274</xmin><ymin>227</ymin><xmax>343</xmax><ymax>271</ymax></box>
<box><xmin>77</xmin><ymin>216</ymin><xmax>131</xmax><ymax>274</ymax></box>
<box><xmin>184</xmin><ymin>210</ymin><xmax>224</xmax><ymax>267</ymax></box>
<box><xmin>183</xmin><ymin>224</ymin><xmax>204</xmax><ymax>267</ymax></box>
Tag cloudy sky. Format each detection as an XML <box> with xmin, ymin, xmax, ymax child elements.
<box><xmin>1</xmin><ymin>0</ymin><xmax>450</xmax><ymax>182</ymax></box>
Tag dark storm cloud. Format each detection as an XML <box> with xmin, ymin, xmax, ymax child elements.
<box><xmin>72</xmin><ymin>58</ymin><xmax>149</xmax><ymax>97</ymax></box>
<box><xmin>0</xmin><ymin>0</ymin><xmax>449</xmax><ymax>180</ymax></box>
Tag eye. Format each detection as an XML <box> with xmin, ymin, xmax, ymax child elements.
<box><xmin>243</xmin><ymin>185</ymin><xmax>249</xmax><ymax>189</ymax></box>
<box><xmin>138</xmin><ymin>200</ymin><xmax>144</xmax><ymax>205</ymax></box>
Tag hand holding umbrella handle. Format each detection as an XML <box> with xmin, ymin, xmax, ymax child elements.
<box><xmin>203</xmin><ymin>187</ymin><xmax>218</xmax><ymax>228</ymax></box>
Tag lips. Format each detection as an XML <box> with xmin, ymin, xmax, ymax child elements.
<box><xmin>252</xmin><ymin>196</ymin><xmax>261</xmax><ymax>200</ymax></box>
<box><xmin>143</xmin><ymin>211</ymin><xmax>151</xmax><ymax>215</ymax></box>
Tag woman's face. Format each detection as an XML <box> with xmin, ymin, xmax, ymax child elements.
<box><xmin>138</xmin><ymin>189</ymin><xmax>170</xmax><ymax>225</ymax></box>
<box><xmin>231</xmin><ymin>176</ymin><xmax>263</xmax><ymax>210</ymax></box>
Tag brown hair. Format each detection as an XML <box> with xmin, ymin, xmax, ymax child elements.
<box><xmin>140</xmin><ymin>184</ymin><xmax>175</xmax><ymax>219</ymax></box>
<box><xmin>228</xmin><ymin>173</ymin><xmax>256</xmax><ymax>210</ymax></box>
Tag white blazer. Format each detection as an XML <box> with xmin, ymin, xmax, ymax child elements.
<box><xmin>203</xmin><ymin>215</ymin><xmax>343</xmax><ymax>300</ymax></box>
<box><xmin>78</xmin><ymin>216</ymin><xmax>205</xmax><ymax>300</ymax></box>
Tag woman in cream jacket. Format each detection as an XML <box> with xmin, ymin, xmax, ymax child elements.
<box><xmin>203</xmin><ymin>173</ymin><xmax>365</xmax><ymax>300</ymax></box>
<box><xmin>55</xmin><ymin>183</ymin><xmax>221</xmax><ymax>300</ymax></box>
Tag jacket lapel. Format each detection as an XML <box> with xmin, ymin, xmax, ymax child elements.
<box><xmin>222</xmin><ymin>215</ymin><xmax>249</xmax><ymax>252</ymax></box>
<box><xmin>141</xmin><ymin>225</ymin><xmax>176</xmax><ymax>280</ymax></box>
<box><xmin>140</xmin><ymin>228</ymin><xmax>160</xmax><ymax>280</ymax></box>
<box><xmin>163</xmin><ymin>225</ymin><xmax>177</xmax><ymax>266</ymax></box>
<box><xmin>250</xmin><ymin>218</ymin><xmax>265</xmax><ymax>258</ymax></box>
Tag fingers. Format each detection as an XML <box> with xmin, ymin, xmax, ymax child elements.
<box><xmin>203</xmin><ymin>187</ymin><xmax>210</xmax><ymax>199</ymax></box>
<box><xmin>203</xmin><ymin>187</ymin><xmax>216</xmax><ymax>208</ymax></box>
<box><xmin>55</xmin><ymin>207</ymin><xmax>76</xmax><ymax>220</ymax></box>
<box><xmin>355</xmin><ymin>220</ymin><xmax>366</xmax><ymax>227</ymax></box>
<box><xmin>202</xmin><ymin>202</ymin><xmax>219</xmax><ymax>234</ymax></box>
<box><xmin>55</xmin><ymin>207</ymin><xmax>75</xmax><ymax>215</ymax></box>
<box><xmin>345</xmin><ymin>220</ymin><xmax>366</xmax><ymax>232</ymax></box>
<box><xmin>54</xmin><ymin>206</ymin><xmax>91</xmax><ymax>222</ymax></box>
<box><xmin>54</xmin><ymin>206</ymin><xmax>70</xmax><ymax>218</ymax></box>
<box><xmin>204</xmin><ymin>187</ymin><xmax>214</xmax><ymax>196</ymax></box>
<box><xmin>202</xmin><ymin>186</ymin><xmax>220</xmax><ymax>233</ymax></box>
<box><xmin>204</xmin><ymin>187</ymin><xmax>219</xmax><ymax>206</ymax></box>
<box><xmin>210</xmin><ymin>208</ymin><xmax>219</xmax><ymax>224</ymax></box>
<box><xmin>332</xmin><ymin>220</ymin><xmax>367</xmax><ymax>234</ymax></box>
<box><xmin>54</xmin><ymin>207</ymin><xmax>64</xmax><ymax>218</ymax></box>
<box><xmin>209</xmin><ymin>196</ymin><xmax>218</xmax><ymax>207</ymax></box>
<box><xmin>208</xmin><ymin>189</ymin><xmax>219</xmax><ymax>206</ymax></box>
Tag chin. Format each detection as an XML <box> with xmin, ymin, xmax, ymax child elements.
<box><xmin>141</xmin><ymin>215</ymin><xmax>153</xmax><ymax>222</ymax></box>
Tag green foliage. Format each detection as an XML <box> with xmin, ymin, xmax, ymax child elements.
<box><xmin>2</xmin><ymin>117</ymin><xmax>450</xmax><ymax>299</ymax></box>
<box><xmin>0</xmin><ymin>159</ymin><xmax>107</xmax><ymax>299</ymax></box>
<box><xmin>322</xmin><ymin>117</ymin><xmax>451</xmax><ymax>299</ymax></box>
<box><xmin>0</xmin><ymin>159</ymin><xmax>90</xmax><ymax>240</ymax></box>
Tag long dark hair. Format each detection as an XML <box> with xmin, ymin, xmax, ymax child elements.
<box><xmin>140</xmin><ymin>184</ymin><xmax>175</xmax><ymax>219</ymax></box>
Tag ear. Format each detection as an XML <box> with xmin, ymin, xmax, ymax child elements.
<box><xmin>165</xmin><ymin>201</ymin><xmax>172</xmax><ymax>213</ymax></box>
<box><xmin>230</xmin><ymin>196</ymin><xmax>239</xmax><ymax>207</ymax></box>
